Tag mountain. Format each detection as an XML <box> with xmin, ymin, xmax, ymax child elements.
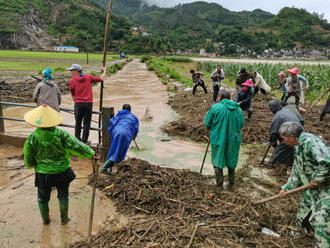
<box><xmin>0</xmin><ymin>0</ymin><xmax>134</xmax><ymax>51</ymax></box>
<box><xmin>1</xmin><ymin>0</ymin><xmax>329</xmax><ymax>55</ymax></box>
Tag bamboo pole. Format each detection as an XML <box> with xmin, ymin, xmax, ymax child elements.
<box><xmin>99</xmin><ymin>0</ymin><xmax>114</xmax><ymax>144</ymax></box>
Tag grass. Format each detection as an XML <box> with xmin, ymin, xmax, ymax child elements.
<box><xmin>142</xmin><ymin>56</ymin><xmax>192</xmax><ymax>87</ymax></box>
<box><xmin>0</xmin><ymin>61</ymin><xmax>74</xmax><ymax>71</ymax></box>
<box><xmin>0</xmin><ymin>50</ymin><xmax>118</xmax><ymax>61</ymax></box>
<box><xmin>0</xmin><ymin>50</ymin><xmax>118</xmax><ymax>73</ymax></box>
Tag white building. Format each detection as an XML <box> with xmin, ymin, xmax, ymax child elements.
<box><xmin>54</xmin><ymin>46</ymin><xmax>79</xmax><ymax>53</ymax></box>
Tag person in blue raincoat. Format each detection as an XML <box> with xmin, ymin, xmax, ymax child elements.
<box><xmin>101</xmin><ymin>104</ymin><xmax>139</xmax><ymax>175</ymax></box>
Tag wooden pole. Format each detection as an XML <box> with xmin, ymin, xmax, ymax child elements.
<box><xmin>88</xmin><ymin>157</ymin><xmax>99</xmax><ymax>240</ymax></box>
<box><xmin>99</xmin><ymin>0</ymin><xmax>114</xmax><ymax>144</ymax></box>
<box><xmin>253</xmin><ymin>183</ymin><xmax>311</xmax><ymax>205</ymax></box>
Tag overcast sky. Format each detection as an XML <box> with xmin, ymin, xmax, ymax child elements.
<box><xmin>143</xmin><ymin>0</ymin><xmax>330</xmax><ymax>21</ymax></box>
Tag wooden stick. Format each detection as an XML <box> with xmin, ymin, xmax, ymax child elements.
<box><xmin>133</xmin><ymin>139</ymin><xmax>140</xmax><ymax>150</ymax></box>
<box><xmin>88</xmin><ymin>157</ymin><xmax>99</xmax><ymax>240</ymax></box>
<box><xmin>99</xmin><ymin>0</ymin><xmax>114</xmax><ymax>144</ymax></box>
<box><xmin>186</xmin><ymin>223</ymin><xmax>198</xmax><ymax>248</ymax></box>
<box><xmin>260</xmin><ymin>144</ymin><xmax>271</xmax><ymax>165</ymax></box>
<box><xmin>253</xmin><ymin>183</ymin><xmax>311</xmax><ymax>205</ymax></box>
<box><xmin>189</xmin><ymin>122</ymin><xmax>204</xmax><ymax>134</ymax></box>
<box><xmin>200</xmin><ymin>140</ymin><xmax>210</xmax><ymax>174</ymax></box>
<box><xmin>305</xmin><ymin>89</ymin><xmax>329</xmax><ymax>116</ymax></box>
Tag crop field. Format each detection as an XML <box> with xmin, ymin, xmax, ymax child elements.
<box><xmin>143</xmin><ymin>56</ymin><xmax>330</xmax><ymax>100</ymax></box>
<box><xmin>198</xmin><ymin>61</ymin><xmax>330</xmax><ymax>100</ymax></box>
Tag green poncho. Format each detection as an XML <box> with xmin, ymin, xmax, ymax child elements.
<box><xmin>204</xmin><ymin>99</ymin><xmax>245</xmax><ymax>169</ymax></box>
<box><xmin>282</xmin><ymin>132</ymin><xmax>330</xmax><ymax>247</ymax></box>
<box><xmin>23</xmin><ymin>127</ymin><xmax>95</xmax><ymax>174</ymax></box>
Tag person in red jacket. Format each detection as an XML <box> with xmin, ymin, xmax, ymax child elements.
<box><xmin>67</xmin><ymin>64</ymin><xmax>106</xmax><ymax>143</ymax></box>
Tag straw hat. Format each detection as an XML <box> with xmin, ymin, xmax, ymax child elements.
<box><xmin>24</xmin><ymin>104</ymin><xmax>63</xmax><ymax>128</ymax></box>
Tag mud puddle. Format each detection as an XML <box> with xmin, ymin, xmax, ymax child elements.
<box><xmin>0</xmin><ymin>145</ymin><xmax>126</xmax><ymax>248</ymax></box>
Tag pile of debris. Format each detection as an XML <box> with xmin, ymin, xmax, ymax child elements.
<box><xmin>71</xmin><ymin>158</ymin><xmax>314</xmax><ymax>248</ymax></box>
<box><xmin>0</xmin><ymin>77</ymin><xmax>69</xmax><ymax>103</ymax></box>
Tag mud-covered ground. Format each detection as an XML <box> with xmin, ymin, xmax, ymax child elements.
<box><xmin>163</xmin><ymin>89</ymin><xmax>330</xmax><ymax>144</ymax></box>
<box><xmin>71</xmin><ymin>157</ymin><xmax>313</xmax><ymax>248</ymax></box>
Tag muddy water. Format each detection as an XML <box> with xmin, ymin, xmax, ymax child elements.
<box><xmin>0</xmin><ymin>59</ymin><xmax>248</xmax><ymax>247</ymax></box>
<box><xmin>0</xmin><ymin>144</ymin><xmax>126</xmax><ymax>248</ymax></box>
<box><xmin>3</xmin><ymin>59</ymin><xmax>231</xmax><ymax>175</ymax></box>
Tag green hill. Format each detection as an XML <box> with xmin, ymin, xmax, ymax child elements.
<box><xmin>0</xmin><ymin>0</ymin><xmax>138</xmax><ymax>51</ymax></box>
<box><xmin>91</xmin><ymin>0</ymin><xmax>330</xmax><ymax>55</ymax></box>
<box><xmin>1</xmin><ymin>0</ymin><xmax>329</xmax><ymax>55</ymax></box>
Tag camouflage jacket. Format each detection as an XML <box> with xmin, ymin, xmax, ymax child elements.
<box><xmin>282</xmin><ymin>132</ymin><xmax>330</xmax><ymax>228</ymax></box>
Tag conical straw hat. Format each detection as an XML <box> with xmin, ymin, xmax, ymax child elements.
<box><xmin>24</xmin><ymin>104</ymin><xmax>63</xmax><ymax>128</ymax></box>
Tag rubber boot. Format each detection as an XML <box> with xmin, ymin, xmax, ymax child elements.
<box><xmin>59</xmin><ymin>200</ymin><xmax>70</xmax><ymax>225</ymax></box>
<box><xmin>214</xmin><ymin>168</ymin><xmax>224</xmax><ymax>189</ymax></box>
<box><xmin>100</xmin><ymin>160</ymin><xmax>113</xmax><ymax>175</ymax></box>
<box><xmin>228</xmin><ymin>168</ymin><xmax>235</xmax><ymax>188</ymax></box>
<box><xmin>38</xmin><ymin>202</ymin><xmax>50</xmax><ymax>225</ymax></box>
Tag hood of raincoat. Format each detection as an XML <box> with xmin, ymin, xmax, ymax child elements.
<box><xmin>33</xmin><ymin>127</ymin><xmax>57</xmax><ymax>146</ymax></box>
<box><xmin>221</xmin><ymin>99</ymin><xmax>240</xmax><ymax>111</ymax></box>
<box><xmin>269</xmin><ymin>100</ymin><xmax>282</xmax><ymax>114</ymax></box>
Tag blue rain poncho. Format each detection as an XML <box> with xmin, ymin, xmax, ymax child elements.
<box><xmin>106</xmin><ymin>110</ymin><xmax>139</xmax><ymax>163</ymax></box>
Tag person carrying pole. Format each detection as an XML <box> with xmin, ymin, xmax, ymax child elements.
<box><xmin>320</xmin><ymin>88</ymin><xmax>330</xmax><ymax>121</ymax></box>
<box><xmin>67</xmin><ymin>64</ymin><xmax>106</xmax><ymax>144</ymax></box>
<box><xmin>33</xmin><ymin>68</ymin><xmax>62</xmax><ymax>112</ymax></box>
<box><xmin>204</xmin><ymin>90</ymin><xmax>244</xmax><ymax>189</ymax></box>
<box><xmin>210</xmin><ymin>65</ymin><xmax>225</xmax><ymax>102</ymax></box>
<box><xmin>268</xmin><ymin>100</ymin><xmax>302</xmax><ymax>175</ymax></box>
<box><xmin>283</xmin><ymin>67</ymin><xmax>309</xmax><ymax>107</ymax></box>
<box><xmin>100</xmin><ymin>104</ymin><xmax>139</xmax><ymax>175</ymax></box>
<box><xmin>278</xmin><ymin>122</ymin><xmax>330</xmax><ymax>248</ymax></box>
<box><xmin>23</xmin><ymin>105</ymin><xmax>96</xmax><ymax>225</ymax></box>
<box><xmin>190</xmin><ymin>69</ymin><xmax>207</xmax><ymax>95</ymax></box>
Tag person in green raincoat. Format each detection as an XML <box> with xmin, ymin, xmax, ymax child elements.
<box><xmin>204</xmin><ymin>90</ymin><xmax>245</xmax><ymax>188</ymax></box>
<box><xmin>278</xmin><ymin>122</ymin><xmax>330</xmax><ymax>248</ymax></box>
<box><xmin>23</xmin><ymin>105</ymin><xmax>95</xmax><ymax>225</ymax></box>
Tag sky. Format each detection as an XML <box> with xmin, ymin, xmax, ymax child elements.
<box><xmin>142</xmin><ymin>0</ymin><xmax>330</xmax><ymax>21</ymax></box>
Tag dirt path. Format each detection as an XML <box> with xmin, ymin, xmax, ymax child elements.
<box><xmin>192</xmin><ymin>57</ymin><xmax>330</xmax><ymax>65</ymax></box>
